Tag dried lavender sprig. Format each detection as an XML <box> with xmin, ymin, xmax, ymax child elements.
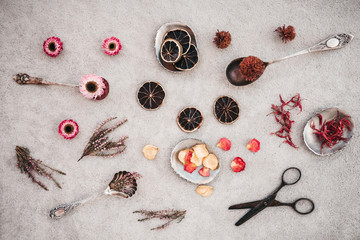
<box><xmin>78</xmin><ymin>117</ymin><xmax>128</xmax><ymax>161</ymax></box>
<box><xmin>15</xmin><ymin>146</ymin><xmax>66</xmax><ymax>191</ymax></box>
<box><xmin>133</xmin><ymin>209</ymin><xmax>186</xmax><ymax>230</ymax></box>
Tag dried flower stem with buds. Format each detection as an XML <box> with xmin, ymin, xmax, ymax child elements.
<box><xmin>133</xmin><ymin>209</ymin><xmax>186</xmax><ymax>230</ymax></box>
<box><xmin>78</xmin><ymin>117</ymin><xmax>128</xmax><ymax>161</ymax></box>
<box><xmin>15</xmin><ymin>146</ymin><xmax>66</xmax><ymax>191</ymax></box>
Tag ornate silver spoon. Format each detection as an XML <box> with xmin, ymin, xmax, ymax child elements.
<box><xmin>226</xmin><ymin>33</ymin><xmax>354</xmax><ymax>86</ymax></box>
<box><xmin>303</xmin><ymin>108</ymin><xmax>354</xmax><ymax>156</ymax></box>
<box><xmin>49</xmin><ymin>171</ymin><xmax>141</xmax><ymax>218</ymax></box>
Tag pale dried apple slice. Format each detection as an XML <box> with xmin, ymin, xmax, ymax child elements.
<box><xmin>203</xmin><ymin>154</ymin><xmax>219</xmax><ymax>170</ymax></box>
<box><xmin>177</xmin><ymin>149</ymin><xmax>190</xmax><ymax>165</ymax></box>
<box><xmin>192</xmin><ymin>144</ymin><xmax>209</xmax><ymax>159</ymax></box>
<box><xmin>142</xmin><ymin>145</ymin><xmax>159</xmax><ymax>160</ymax></box>
<box><xmin>196</xmin><ymin>185</ymin><xmax>213</xmax><ymax>197</ymax></box>
<box><xmin>190</xmin><ymin>153</ymin><xmax>203</xmax><ymax>166</ymax></box>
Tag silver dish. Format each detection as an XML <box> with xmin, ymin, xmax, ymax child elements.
<box><xmin>303</xmin><ymin>107</ymin><xmax>354</xmax><ymax>156</ymax></box>
<box><xmin>155</xmin><ymin>22</ymin><xmax>198</xmax><ymax>72</ymax></box>
<box><xmin>170</xmin><ymin>138</ymin><xmax>220</xmax><ymax>184</ymax></box>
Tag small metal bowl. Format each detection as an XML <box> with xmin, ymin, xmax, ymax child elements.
<box><xmin>303</xmin><ymin>107</ymin><xmax>355</xmax><ymax>156</ymax></box>
<box><xmin>170</xmin><ymin>138</ymin><xmax>220</xmax><ymax>184</ymax></box>
<box><xmin>155</xmin><ymin>22</ymin><xmax>198</xmax><ymax>72</ymax></box>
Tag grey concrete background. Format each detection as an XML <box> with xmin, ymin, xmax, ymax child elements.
<box><xmin>1</xmin><ymin>0</ymin><xmax>359</xmax><ymax>239</ymax></box>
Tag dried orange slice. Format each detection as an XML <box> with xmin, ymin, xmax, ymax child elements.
<box><xmin>174</xmin><ymin>44</ymin><xmax>198</xmax><ymax>71</ymax></box>
<box><xmin>214</xmin><ymin>96</ymin><xmax>239</xmax><ymax>124</ymax></box>
<box><xmin>177</xmin><ymin>107</ymin><xmax>203</xmax><ymax>133</ymax></box>
<box><xmin>137</xmin><ymin>81</ymin><xmax>165</xmax><ymax>110</ymax></box>
<box><xmin>164</xmin><ymin>29</ymin><xmax>191</xmax><ymax>54</ymax></box>
<box><xmin>160</xmin><ymin>39</ymin><xmax>182</xmax><ymax>63</ymax></box>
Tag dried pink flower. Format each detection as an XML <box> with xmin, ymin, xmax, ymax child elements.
<box><xmin>103</xmin><ymin>37</ymin><xmax>122</xmax><ymax>56</ymax></box>
<box><xmin>43</xmin><ymin>37</ymin><xmax>63</xmax><ymax>57</ymax></box>
<box><xmin>79</xmin><ymin>74</ymin><xmax>109</xmax><ymax>100</ymax></box>
<box><xmin>58</xmin><ymin>119</ymin><xmax>79</xmax><ymax>139</ymax></box>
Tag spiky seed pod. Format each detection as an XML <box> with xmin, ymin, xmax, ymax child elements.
<box><xmin>274</xmin><ymin>25</ymin><xmax>296</xmax><ymax>43</ymax></box>
<box><xmin>239</xmin><ymin>56</ymin><xmax>265</xmax><ymax>81</ymax></box>
<box><xmin>213</xmin><ymin>30</ymin><xmax>231</xmax><ymax>49</ymax></box>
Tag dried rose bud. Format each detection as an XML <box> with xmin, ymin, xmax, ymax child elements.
<box><xmin>216</xmin><ymin>138</ymin><xmax>231</xmax><ymax>151</ymax></box>
<box><xmin>213</xmin><ymin>30</ymin><xmax>231</xmax><ymax>49</ymax></box>
<box><xmin>247</xmin><ymin>139</ymin><xmax>260</xmax><ymax>152</ymax></box>
<box><xmin>274</xmin><ymin>25</ymin><xmax>296</xmax><ymax>43</ymax></box>
<box><xmin>231</xmin><ymin>157</ymin><xmax>246</xmax><ymax>173</ymax></box>
<box><xmin>239</xmin><ymin>56</ymin><xmax>265</xmax><ymax>82</ymax></box>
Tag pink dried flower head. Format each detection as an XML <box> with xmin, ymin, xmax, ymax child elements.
<box><xmin>43</xmin><ymin>37</ymin><xmax>63</xmax><ymax>57</ymax></box>
<box><xmin>79</xmin><ymin>74</ymin><xmax>109</xmax><ymax>100</ymax></box>
<box><xmin>103</xmin><ymin>37</ymin><xmax>122</xmax><ymax>56</ymax></box>
<box><xmin>274</xmin><ymin>25</ymin><xmax>296</xmax><ymax>43</ymax></box>
<box><xmin>58</xmin><ymin>119</ymin><xmax>79</xmax><ymax>139</ymax></box>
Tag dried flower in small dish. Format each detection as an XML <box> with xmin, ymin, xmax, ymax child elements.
<box><xmin>15</xmin><ymin>146</ymin><xmax>66</xmax><ymax>191</ymax></box>
<box><xmin>79</xmin><ymin>74</ymin><xmax>109</xmax><ymax>100</ymax></box>
<box><xmin>103</xmin><ymin>37</ymin><xmax>122</xmax><ymax>56</ymax></box>
<box><xmin>43</xmin><ymin>37</ymin><xmax>63</xmax><ymax>57</ymax></box>
<box><xmin>58</xmin><ymin>119</ymin><xmax>79</xmax><ymax>139</ymax></box>
<box><xmin>239</xmin><ymin>56</ymin><xmax>266</xmax><ymax>82</ymax></box>
<box><xmin>274</xmin><ymin>25</ymin><xmax>296</xmax><ymax>43</ymax></box>
<box><xmin>214</xmin><ymin>96</ymin><xmax>239</xmax><ymax>124</ymax></box>
<box><xmin>213</xmin><ymin>30</ymin><xmax>231</xmax><ymax>49</ymax></box>
<box><xmin>137</xmin><ymin>81</ymin><xmax>165</xmax><ymax>110</ymax></box>
<box><xmin>177</xmin><ymin>107</ymin><xmax>203</xmax><ymax>133</ymax></box>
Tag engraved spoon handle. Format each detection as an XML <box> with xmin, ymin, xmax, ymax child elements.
<box><xmin>49</xmin><ymin>193</ymin><xmax>104</xmax><ymax>219</ymax></box>
<box><xmin>269</xmin><ymin>33</ymin><xmax>354</xmax><ymax>64</ymax></box>
<box><xmin>13</xmin><ymin>73</ymin><xmax>78</xmax><ymax>87</ymax></box>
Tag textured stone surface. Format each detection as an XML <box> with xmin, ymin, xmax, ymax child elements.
<box><xmin>0</xmin><ymin>0</ymin><xmax>359</xmax><ymax>239</ymax></box>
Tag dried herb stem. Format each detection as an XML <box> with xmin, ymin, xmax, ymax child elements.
<box><xmin>133</xmin><ymin>209</ymin><xmax>186</xmax><ymax>230</ymax></box>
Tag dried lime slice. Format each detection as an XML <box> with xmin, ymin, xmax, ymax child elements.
<box><xmin>164</xmin><ymin>29</ymin><xmax>191</xmax><ymax>54</ymax></box>
<box><xmin>160</xmin><ymin>39</ymin><xmax>182</xmax><ymax>63</ymax></box>
<box><xmin>214</xmin><ymin>96</ymin><xmax>239</xmax><ymax>124</ymax></box>
<box><xmin>137</xmin><ymin>81</ymin><xmax>165</xmax><ymax>110</ymax></box>
<box><xmin>177</xmin><ymin>107</ymin><xmax>203</xmax><ymax>133</ymax></box>
<box><xmin>174</xmin><ymin>44</ymin><xmax>198</xmax><ymax>71</ymax></box>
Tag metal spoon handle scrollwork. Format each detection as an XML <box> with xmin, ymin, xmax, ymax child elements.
<box><xmin>269</xmin><ymin>33</ymin><xmax>354</xmax><ymax>64</ymax></box>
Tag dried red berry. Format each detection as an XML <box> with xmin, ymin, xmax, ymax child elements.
<box><xmin>239</xmin><ymin>56</ymin><xmax>265</xmax><ymax>82</ymax></box>
<box><xmin>247</xmin><ymin>139</ymin><xmax>260</xmax><ymax>152</ymax></box>
<box><xmin>231</xmin><ymin>157</ymin><xmax>246</xmax><ymax>173</ymax></box>
<box><xmin>184</xmin><ymin>162</ymin><xmax>197</xmax><ymax>173</ymax></box>
<box><xmin>216</xmin><ymin>138</ymin><xmax>231</xmax><ymax>151</ymax></box>
<box><xmin>275</xmin><ymin>25</ymin><xmax>296</xmax><ymax>43</ymax></box>
<box><xmin>213</xmin><ymin>30</ymin><xmax>232</xmax><ymax>49</ymax></box>
<box><xmin>198</xmin><ymin>167</ymin><xmax>210</xmax><ymax>177</ymax></box>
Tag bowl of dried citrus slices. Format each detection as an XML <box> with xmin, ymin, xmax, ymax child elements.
<box><xmin>170</xmin><ymin>138</ymin><xmax>220</xmax><ymax>184</ymax></box>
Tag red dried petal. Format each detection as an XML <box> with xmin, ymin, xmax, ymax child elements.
<box><xmin>246</xmin><ymin>139</ymin><xmax>260</xmax><ymax>152</ymax></box>
<box><xmin>231</xmin><ymin>157</ymin><xmax>246</xmax><ymax>173</ymax></box>
<box><xmin>216</xmin><ymin>138</ymin><xmax>231</xmax><ymax>151</ymax></box>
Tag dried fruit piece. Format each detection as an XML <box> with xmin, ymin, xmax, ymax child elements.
<box><xmin>231</xmin><ymin>157</ymin><xmax>246</xmax><ymax>172</ymax></box>
<box><xmin>198</xmin><ymin>167</ymin><xmax>210</xmax><ymax>177</ymax></box>
<box><xmin>184</xmin><ymin>149</ymin><xmax>193</xmax><ymax>164</ymax></box>
<box><xmin>216</xmin><ymin>138</ymin><xmax>231</xmax><ymax>151</ymax></box>
<box><xmin>214</xmin><ymin>96</ymin><xmax>240</xmax><ymax>124</ymax></box>
<box><xmin>247</xmin><ymin>139</ymin><xmax>260</xmax><ymax>152</ymax></box>
<box><xmin>137</xmin><ymin>81</ymin><xmax>165</xmax><ymax>110</ymax></box>
<box><xmin>177</xmin><ymin>107</ymin><xmax>203</xmax><ymax>133</ymax></box>
<box><xmin>178</xmin><ymin>149</ymin><xmax>189</xmax><ymax>165</ymax></box>
<box><xmin>190</xmin><ymin>153</ymin><xmax>202</xmax><ymax>167</ymax></box>
<box><xmin>164</xmin><ymin>29</ymin><xmax>191</xmax><ymax>54</ymax></box>
<box><xmin>192</xmin><ymin>144</ymin><xmax>209</xmax><ymax>159</ymax></box>
<box><xmin>196</xmin><ymin>185</ymin><xmax>213</xmax><ymax>197</ymax></box>
<box><xmin>142</xmin><ymin>145</ymin><xmax>159</xmax><ymax>160</ymax></box>
<box><xmin>184</xmin><ymin>162</ymin><xmax>197</xmax><ymax>173</ymax></box>
<box><xmin>203</xmin><ymin>154</ymin><xmax>219</xmax><ymax>170</ymax></box>
<box><xmin>174</xmin><ymin>44</ymin><xmax>199</xmax><ymax>71</ymax></box>
<box><xmin>160</xmin><ymin>39</ymin><xmax>182</xmax><ymax>63</ymax></box>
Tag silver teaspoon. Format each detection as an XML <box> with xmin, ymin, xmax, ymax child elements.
<box><xmin>226</xmin><ymin>33</ymin><xmax>354</xmax><ymax>86</ymax></box>
<box><xmin>49</xmin><ymin>171</ymin><xmax>141</xmax><ymax>219</ymax></box>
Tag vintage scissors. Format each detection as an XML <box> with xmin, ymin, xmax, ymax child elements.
<box><xmin>229</xmin><ymin>167</ymin><xmax>315</xmax><ymax>226</ymax></box>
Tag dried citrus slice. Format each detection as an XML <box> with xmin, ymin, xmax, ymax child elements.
<box><xmin>177</xmin><ymin>107</ymin><xmax>203</xmax><ymax>133</ymax></box>
<box><xmin>214</xmin><ymin>96</ymin><xmax>240</xmax><ymax>124</ymax></box>
<box><xmin>137</xmin><ymin>81</ymin><xmax>165</xmax><ymax>110</ymax></box>
<box><xmin>203</xmin><ymin>154</ymin><xmax>219</xmax><ymax>170</ymax></box>
<box><xmin>160</xmin><ymin>39</ymin><xmax>182</xmax><ymax>63</ymax></box>
<box><xmin>174</xmin><ymin>44</ymin><xmax>198</xmax><ymax>71</ymax></box>
<box><xmin>164</xmin><ymin>29</ymin><xmax>191</xmax><ymax>54</ymax></box>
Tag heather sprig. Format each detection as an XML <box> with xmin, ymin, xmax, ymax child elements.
<box><xmin>78</xmin><ymin>117</ymin><xmax>128</xmax><ymax>161</ymax></box>
<box><xmin>15</xmin><ymin>146</ymin><xmax>66</xmax><ymax>191</ymax></box>
<box><xmin>133</xmin><ymin>209</ymin><xmax>186</xmax><ymax>230</ymax></box>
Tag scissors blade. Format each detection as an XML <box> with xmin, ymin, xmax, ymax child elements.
<box><xmin>229</xmin><ymin>200</ymin><xmax>263</xmax><ymax>210</ymax></box>
<box><xmin>234</xmin><ymin>195</ymin><xmax>276</xmax><ymax>226</ymax></box>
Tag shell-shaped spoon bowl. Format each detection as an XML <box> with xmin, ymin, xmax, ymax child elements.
<box><xmin>303</xmin><ymin>107</ymin><xmax>355</xmax><ymax>156</ymax></box>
